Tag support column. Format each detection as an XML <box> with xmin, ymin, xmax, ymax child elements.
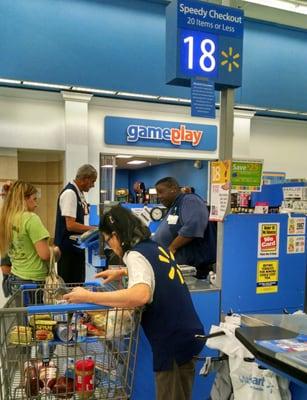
<box><xmin>233</xmin><ymin>110</ymin><xmax>255</xmax><ymax>158</ymax></box>
<box><xmin>61</xmin><ymin>91</ymin><xmax>93</xmax><ymax>182</ymax></box>
<box><xmin>216</xmin><ymin>88</ymin><xmax>234</xmax><ymax>289</ymax></box>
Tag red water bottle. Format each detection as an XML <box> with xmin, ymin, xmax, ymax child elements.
<box><xmin>75</xmin><ymin>359</ymin><xmax>95</xmax><ymax>398</ymax></box>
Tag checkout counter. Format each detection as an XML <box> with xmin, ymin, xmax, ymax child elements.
<box><xmin>236</xmin><ymin>314</ymin><xmax>307</xmax><ymax>398</ymax></box>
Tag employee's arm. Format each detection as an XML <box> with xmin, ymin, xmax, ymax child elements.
<box><xmin>65</xmin><ymin>216</ymin><xmax>95</xmax><ymax>233</ymax></box>
<box><xmin>169</xmin><ymin>235</ymin><xmax>193</xmax><ymax>254</ymax></box>
<box><xmin>63</xmin><ymin>283</ymin><xmax>151</xmax><ymax>308</ymax></box>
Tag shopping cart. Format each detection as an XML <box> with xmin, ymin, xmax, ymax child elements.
<box><xmin>0</xmin><ymin>282</ymin><xmax>142</xmax><ymax>399</ymax></box>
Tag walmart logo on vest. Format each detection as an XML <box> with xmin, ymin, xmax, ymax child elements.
<box><xmin>104</xmin><ymin>116</ymin><xmax>218</xmax><ymax>151</ymax></box>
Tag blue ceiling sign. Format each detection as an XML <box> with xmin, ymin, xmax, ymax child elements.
<box><xmin>166</xmin><ymin>0</ymin><xmax>244</xmax><ymax>90</ymax></box>
<box><xmin>104</xmin><ymin>116</ymin><xmax>217</xmax><ymax>152</ymax></box>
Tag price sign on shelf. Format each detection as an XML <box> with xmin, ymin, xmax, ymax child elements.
<box><xmin>166</xmin><ymin>0</ymin><xmax>244</xmax><ymax>89</ymax></box>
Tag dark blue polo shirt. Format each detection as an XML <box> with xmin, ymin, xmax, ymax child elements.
<box><xmin>153</xmin><ymin>193</ymin><xmax>211</xmax><ymax>267</ymax></box>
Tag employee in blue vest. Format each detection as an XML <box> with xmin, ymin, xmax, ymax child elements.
<box><xmin>54</xmin><ymin>164</ymin><xmax>97</xmax><ymax>283</ymax></box>
<box><xmin>63</xmin><ymin>205</ymin><xmax>204</xmax><ymax>400</ymax></box>
<box><xmin>153</xmin><ymin>177</ymin><xmax>216</xmax><ymax>279</ymax></box>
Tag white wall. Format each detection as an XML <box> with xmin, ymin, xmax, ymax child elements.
<box><xmin>0</xmin><ymin>87</ymin><xmax>65</xmax><ymax>151</ymax></box>
<box><xmin>250</xmin><ymin>116</ymin><xmax>307</xmax><ymax>178</ymax></box>
<box><xmin>1</xmin><ymin>86</ymin><xmax>307</xmax><ymax>202</ymax></box>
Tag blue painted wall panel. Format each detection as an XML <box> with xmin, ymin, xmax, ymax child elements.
<box><xmin>221</xmin><ymin>214</ymin><xmax>306</xmax><ymax>314</ymax></box>
<box><xmin>0</xmin><ymin>1</ymin><xmax>306</xmax><ymax>110</ymax></box>
<box><xmin>241</xmin><ymin>19</ymin><xmax>307</xmax><ymax>112</ymax></box>
<box><xmin>0</xmin><ymin>0</ymin><xmax>190</xmax><ymax>98</ymax></box>
<box><xmin>251</xmin><ymin>182</ymin><xmax>306</xmax><ymax>208</ymax></box>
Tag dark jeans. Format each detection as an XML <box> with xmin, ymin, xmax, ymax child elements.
<box><xmin>2</xmin><ymin>274</ymin><xmax>11</xmax><ymax>297</ymax></box>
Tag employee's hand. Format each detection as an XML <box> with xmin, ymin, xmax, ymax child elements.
<box><xmin>95</xmin><ymin>268</ymin><xmax>127</xmax><ymax>284</ymax></box>
<box><xmin>63</xmin><ymin>287</ymin><xmax>91</xmax><ymax>303</ymax></box>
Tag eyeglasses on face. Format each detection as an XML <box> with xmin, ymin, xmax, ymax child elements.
<box><xmin>104</xmin><ymin>234</ymin><xmax>113</xmax><ymax>245</ymax></box>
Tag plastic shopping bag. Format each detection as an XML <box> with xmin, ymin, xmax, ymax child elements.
<box><xmin>229</xmin><ymin>358</ymin><xmax>290</xmax><ymax>400</ymax></box>
<box><xmin>43</xmin><ymin>248</ymin><xmax>66</xmax><ymax>304</ymax></box>
<box><xmin>206</xmin><ymin>324</ymin><xmax>254</xmax><ymax>359</ymax></box>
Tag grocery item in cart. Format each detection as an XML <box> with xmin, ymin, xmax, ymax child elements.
<box><xmin>35</xmin><ymin>329</ymin><xmax>54</xmax><ymax>341</ymax></box>
<box><xmin>34</xmin><ymin>319</ymin><xmax>57</xmax><ymax>331</ymax></box>
<box><xmin>71</xmin><ymin>323</ymin><xmax>87</xmax><ymax>342</ymax></box>
<box><xmin>39</xmin><ymin>364</ymin><xmax>57</xmax><ymax>394</ymax></box>
<box><xmin>85</xmin><ymin>322</ymin><xmax>105</xmax><ymax>337</ymax></box>
<box><xmin>75</xmin><ymin>359</ymin><xmax>95</xmax><ymax>398</ymax></box>
<box><xmin>29</xmin><ymin>313</ymin><xmax>57</xmax><ymax>338</ymax></box>
<box><xmin>39</xmin><ymin>342</ymin><xmax>58</xmax><ymax>394</ymax></box>
<box><xmin>24</xmin><ymin>362</ymin><xmax>44</xmax><ymax>397</ymax></box>
<box><xmin>9</xmin><ymin>325</ymin><xmax>32</xmax><ymax>345</ymax></box>
<box><xmin>88</xmin><ymin>309</ymin><xmax>133</xmax><ymax>339</ymax></box>
<box><xmin>52</xmin><ymin>376</ymin><xmax>75</xmax><ymax>399</ymax></box>
<box><xmin>56</xmin><ymin>323</ymin><xmax>73</xmax><ymax>342</ymax></box>
<box><xmin>29</xmin><ymin>313</ymin><xmax>52</xmax><ymax>326</ymax></box>
<box><xmin>64</xmin><ymin>357</ymin><xmax>75</xmax><ymax>379</ymax></box>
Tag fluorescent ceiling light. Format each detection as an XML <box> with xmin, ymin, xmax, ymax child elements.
<box><xmin>116</xmin><ymin>155</ymin><xmax>133</xmax><ymax>158</ymax></box>
<box><xmin>23</xmin><ymin>81</ymin><xmax>71</xmax><ymax>90</ymax></box>
<box><xmin>72</xmin><ymin>86</ymin><xmax>116</xmax><ymax>95</ymax></box>
<box><xmin>117</xmin><ymin>92</ymin><xmax>158</xmax><ymax>100</ymax></box>
<box><xmin>179</xmin><ymin>98</ymin><xmax>191</xmax><ymax>103</ymax></box>
<box><xmin>268</xmin><ymin>108</ymin><xmax>298</xmax><ymax>114</ymax></box>
<box><xmin>127</xmin><ymin>160</ymin><xmax>147</xmax><ymax>165</ymax></box>
<box><xmin>237</xmin><ymin>104</ymin><xmax>267</xmax><ymax>111</ymax></box>
<box><xmin>159</xmin><ymin>96</ymin><xmax>179</xmax><ymax>102</ymax></box>
<box><xmin>242</xmin><ymin>0</ymin><xmax>307</xmax><ymax>15</ymax></box>
<box><xmin>298</xmin><ymin>112</ymin><xmax>307</xmax><ymax>116</ymax></box>
<box><xmin>101</xmin><ymin>164</ymin><xmax>114</xmax><ymax>168</ymax></box>
<box><xmin>0</xmin><ymin>78</ymin><xmax>21</xmax><ymax>84</ymax></box>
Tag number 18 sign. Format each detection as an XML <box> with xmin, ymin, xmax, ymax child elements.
<box><xmin>166</xmin><ymin>0</ymin><xmax>244</xmax><ymax>90</ymax></box>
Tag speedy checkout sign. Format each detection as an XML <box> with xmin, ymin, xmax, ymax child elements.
<box><xmin>166</xmin><ymin>0</ymin><xmax>244</xmax><ymax>89</ymax></box>
<box><xmin>104</xmin><ymin>116</ymin><xmax>217</xmax><ymax>151</ymax></box>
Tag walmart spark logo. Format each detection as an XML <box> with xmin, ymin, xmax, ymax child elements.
<box><xmin>221</xmin><ymin>47</ymin><xmax>240</xmax><ymax>72</ymax></box>
<box><xmin>158</xmin><ymin>247</ymin><xmax>184</xmax><ymax>284</ymax></box>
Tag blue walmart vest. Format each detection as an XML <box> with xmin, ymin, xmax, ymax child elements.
<box><xmin>133</xmin><ymin>240</ymin><xmax>204</xmax><ymax>371</ymax></box>
<box><xmin>54</xmin><ymin>183</ymin><xmax>84</xmax><ymax>251</ymax></box>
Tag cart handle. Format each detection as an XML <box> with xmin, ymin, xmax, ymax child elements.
<box><xmin>27</xmin><ymin>302</ymin><xmax>109</xmax><ymax>314</ymax></box>
<box><xmin>20</xmin><ymin>281</ymin><xmax>102</xmax><ymax>291</ymax></box>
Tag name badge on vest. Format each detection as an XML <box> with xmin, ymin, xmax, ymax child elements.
<box><xmin>167</xmin><ymin>215</ymin><xmax>179</xmax><ymax>225</ymax></box>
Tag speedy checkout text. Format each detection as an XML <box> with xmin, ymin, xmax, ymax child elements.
<box><xmin>179</xmin><ymin>3</ymin><xmax>242</xmax><ymax>33</ymax></box>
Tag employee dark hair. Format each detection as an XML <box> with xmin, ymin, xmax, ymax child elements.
<box><xmin>155</xmin><ymin>177</ymin><xmax>179</xmax><ymax>189</ymax></box>
<box><xmin>100</xmin><ymin>205</ymin><xmax>151</xmax><ymax>252</ymax></box>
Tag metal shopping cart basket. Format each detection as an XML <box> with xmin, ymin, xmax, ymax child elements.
<box><xmin>0</xmin><ymin>282</ymin><xmax>142</xmax><ymax>399</ymax></box>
